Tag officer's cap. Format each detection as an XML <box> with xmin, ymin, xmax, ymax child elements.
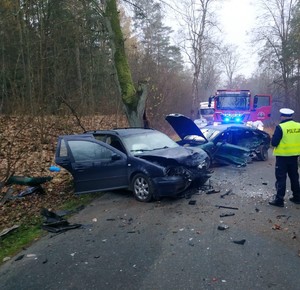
<box><xmin>280</xmin><ymin>108</ymin><xmax>294</xmax><ymax>117</ymax></box>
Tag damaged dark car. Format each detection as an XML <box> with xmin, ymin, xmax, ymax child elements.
<box><xmin>55</xmin><ymin>128</ymin><xmax>211</xmax><ymax>202</ymax></box>
<box><xmin>166</xmin><ymin>114</ymin><xmax>271</xmax><ymax>166</ymax></box>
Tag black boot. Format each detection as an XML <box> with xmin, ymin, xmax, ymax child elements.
<box><xmin>269</xmin><ymin>197</ymin><xmax>284</xmax><ymax>207</ymax></box>
<box><xmin>289</xmin><ymin>197</ymin><xmax>300</xmax><ymax>204</ymax></box>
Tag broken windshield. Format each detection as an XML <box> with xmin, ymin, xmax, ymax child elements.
<box><xmin>122</xmin><ymin>131</ymin><xmax>179</xmax><ymax>155</ymax></box>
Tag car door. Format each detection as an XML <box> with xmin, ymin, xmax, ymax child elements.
<box><xmin>213</xmin><ymin>129</ymin><xmax>250</xmax><ymax>166</ymax></box>
<box><xmin>252</xmin><ymin>95</ymin><xmax>272</xmax><ymax>121</ymax></box>
<box><xmin>55</xmin><ymin>135</ymin><xmax>129</xmax><ymax>194</ymax></box>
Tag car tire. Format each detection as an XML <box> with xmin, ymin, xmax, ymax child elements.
<box><xmin>132</xmin><ymin>173</ymin><xmax>153</xmax><ymax>202</ymax></box>
<box><xmin>257</xmin><ymin>145</ymin><xmax>268</xmax><ymax>161</ymax></box>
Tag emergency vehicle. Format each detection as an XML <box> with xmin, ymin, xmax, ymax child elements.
<box><xmin>208</xmin><ymin>89</ymin><xmax>272</xmax><ymax>124</ymax></box>
<box><xmin>198</xmin><ymin>101</ymin><xmax>215</xmax><ymax>124</ymax></box>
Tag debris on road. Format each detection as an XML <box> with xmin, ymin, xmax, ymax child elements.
<box><xmin>217</xmin><ymin>225</ymin><xmax>229</xmax><ymax>230</ymax></box>
<box><xmin>40</xmin><ymin>208</ymin><xmax>81</xmax><ymax>233</ymax></box>
<box><xmin>219</xmin><ymin>212</ymin><xmax>235</xmax><ymax>217</ymax></box>
<box><xmin>272</xmin><ymin>224</ymin><xmax>282</xmax><ymax>230</ymax></box>
<box><xmin>215</xmin><ymin>205</ymin><xmax>239</xmax><ymax>210</ymax></box>
<box><xmin>14</xmin><ymin>255</ymin><xmax>24</xmax><ymax>261</ymax></box>
<box><xmin>220</xmin><ymin>189</ymin><xmax>232</xmax><ymax>198</ymax></box>
<box><xmin>233</xmin><ymin>239</ymin><xmax>246</xmax><ymax>245</ymax></box>
<box><xmin>206</xmin><ymin>189</ymin><xmax>220</xmax><ymax>195</ymax></box>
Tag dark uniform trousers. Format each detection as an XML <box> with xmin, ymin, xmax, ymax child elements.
<box><xmin>275</xmin><ymin>156</ymin><xmax>300</xmax><ymax>201</ymax></box>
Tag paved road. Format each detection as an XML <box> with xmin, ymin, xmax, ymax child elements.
<box><xmin>1</xmin><ymin>153</ymin><xmax>300</xmax><ymax>290</ymax></box>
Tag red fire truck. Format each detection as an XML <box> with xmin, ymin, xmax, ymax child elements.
<box><xmin>208</xmin><ymin>89</ymin><xmax>272</xmax><ymax>123</ymax></box>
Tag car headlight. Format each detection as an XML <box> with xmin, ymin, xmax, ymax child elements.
<box><xmin>198</xmin><ymin>159</ymin><xmax>208</xmax><ymax>169</ymax></box>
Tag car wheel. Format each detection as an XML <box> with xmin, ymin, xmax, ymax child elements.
<box><xmin>257</xmin><ymin>145</ymin><xmax>268</xmax><ymax>161</ymax></box>
<box><xmin>132</xmin><ymin>173</ymin><xmax>153</xmax><ymax>202</ymax></box>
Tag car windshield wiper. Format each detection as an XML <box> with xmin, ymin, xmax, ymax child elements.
<box><xmin>152</xmin><ymin>146</ymin><xmax>169</xmax><ymax>150</ymax></box>
<box><xmin>130</xmin><ymin>149</ymin><xmax>152</xmax><ymax>152</ymax></box>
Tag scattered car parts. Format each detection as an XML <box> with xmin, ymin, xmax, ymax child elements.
<box><xmin>41</xmin><ymin>208</ymin><xmax>81</xmax><ymax>233</ymax></box>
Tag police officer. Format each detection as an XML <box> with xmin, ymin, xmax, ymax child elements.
<box><xmin>269</xmin><ymin>108</ymin><xmax>300</xmax><ymax>207</ymax></box>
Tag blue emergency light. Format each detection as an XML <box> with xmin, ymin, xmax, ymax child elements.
<box><xmin>221</xmin><ymin>114</ymin><xmax>243</xmax><ymax>124</ymax></box>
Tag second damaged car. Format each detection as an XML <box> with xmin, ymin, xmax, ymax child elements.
<box><xmin>55</xmin><ymin>128</ymin><xmax>211</xmax><ymax>202</ymax></box>
<box><xmin>166</xmin><ymin>114</ymin><xmax>271</xmax><ymax>166</ymax></box>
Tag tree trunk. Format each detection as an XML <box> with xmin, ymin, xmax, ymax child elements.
<box><xmin>105</xmin><ymin>0</ymin><xmax>147</xmax><ymax>127</ymax></box>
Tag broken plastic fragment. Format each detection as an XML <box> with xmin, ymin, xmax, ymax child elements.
<box><xmin>18</xmin><ymin>186</ymin><xmax>44</xmax><ymax>197</ymax></box>
<box><xmin>220</xmin><ymin>189</ymin><xmax>232</xmax><ymax>198</ymax></box>
<box><xmin>0</xmin><ymin>225</ymin><xmax>20</xmax><ymax>237</ymax></box>
<box><xmin>233</xmin><ymin>239</ymin><xmax>246</xmax><ymax>245</ymax></box>
<box><xmin>15</xmin><ymin>255</ymin><xmax>24</xmax><ymax>261</ymax></box>
<box><xmin>219</xmin><ymin>212</ymin><xmax>235</xmax><ymax>217</ymax></box>
<box><xmin>217</xmin><ymin>225</ymin><xmax>229</xmax><ymax>230</ymax></box>
<box><xmin>40</xmin><ymin>208</ymin><xmax>81</xmax><ymax>233</ymax></box>
<box><xmin>206</xmin><ymin>189</ymin><xmax>220</xmax><ymax>194</ymax></box>
<box><xmin>49</xmin><ymin>166</ymin><xmax>61</xmax><ymax>172</ymax></box>
<box><xmin>26</xmin><ymin>254</ymin><xmax>37</xmax><ymax>259</ymax></box>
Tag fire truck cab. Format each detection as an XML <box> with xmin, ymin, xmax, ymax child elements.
<box><xmin>208</xmin><ymin>89</ymin><xmax>271</xmax><ymax>124</ymax></box>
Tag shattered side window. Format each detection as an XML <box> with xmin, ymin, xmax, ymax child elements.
<box><xmin>59</xmin><ymin>139</ymin><xmax>68</xmax><ymax>157</ymax></box>
<box><xmin>68</xmin><ymin>140</ymin><xmax>113</xmax><ymax>162</ymax></box>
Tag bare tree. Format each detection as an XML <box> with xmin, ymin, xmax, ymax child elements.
<box><xmin>219</xmin><ymin>45</ymin><xmax>242</xmax><ymax>88</ymax></box>
<box><xmin>254</xmin><ymin>0</ymin><xmax>298</xmax><ymax>107</ymax></box>
<box><xmin>174</xmin><ymin>0</ymin><xmax>219</xmax><ymax>118</ymax></box>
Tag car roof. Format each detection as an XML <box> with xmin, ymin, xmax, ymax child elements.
<box><xmin>204</xmin><ymin>124</ymin><xmax>252</xmax><ymax>131</ymax></box>
<box><xmin>85</xmin><ymin>128</ymin><xmax>156</xmax><ymax>137</ymax></box>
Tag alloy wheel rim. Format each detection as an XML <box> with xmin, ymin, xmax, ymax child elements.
<box><xmin>134</xmin><ymin>177</ymin><xmax>149</xmax><ymax>200</ymax></box>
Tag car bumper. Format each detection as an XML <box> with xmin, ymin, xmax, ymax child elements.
<box><xmin>152</xmin><ymin>176</ymin><xmax>188</xmax><ymax>197</ymax></box>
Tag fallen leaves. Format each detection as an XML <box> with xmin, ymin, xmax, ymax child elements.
<box><xmin>0</xmin><ymin>115</ymin><xmax>128</xmax><ymax>231</ymax></box>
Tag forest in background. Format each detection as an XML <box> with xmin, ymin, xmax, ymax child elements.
<box><xmin>1</xmin><ymin>0</ymin><xmax>300</xmax><ymax>125</ymax></box>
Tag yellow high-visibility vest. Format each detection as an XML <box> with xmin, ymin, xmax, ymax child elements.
<box><xmin>273</xmin><ymin>121</ymin><xmax>300</xmax><ymax>156</ymax></box>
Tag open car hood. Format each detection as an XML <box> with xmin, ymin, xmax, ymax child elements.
<box><xmin>165</xmin><ymin>114</ymin><xmax>208</xmax><ymax>142</ymax></box>
<box><xmin>166</xmin><ymin>114</ymin><xmax>251</xmax><ymax>167</ymax></box>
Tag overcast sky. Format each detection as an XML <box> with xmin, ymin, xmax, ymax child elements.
<box><xmin>219</xmin><ymin>0</ymin><xmax>258</xmax><ymax>77</ymax></box>
<box><xmin>164</xmin><ymin>0</ymin><xmax>260</xmax><ymax>78</ymax></box>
